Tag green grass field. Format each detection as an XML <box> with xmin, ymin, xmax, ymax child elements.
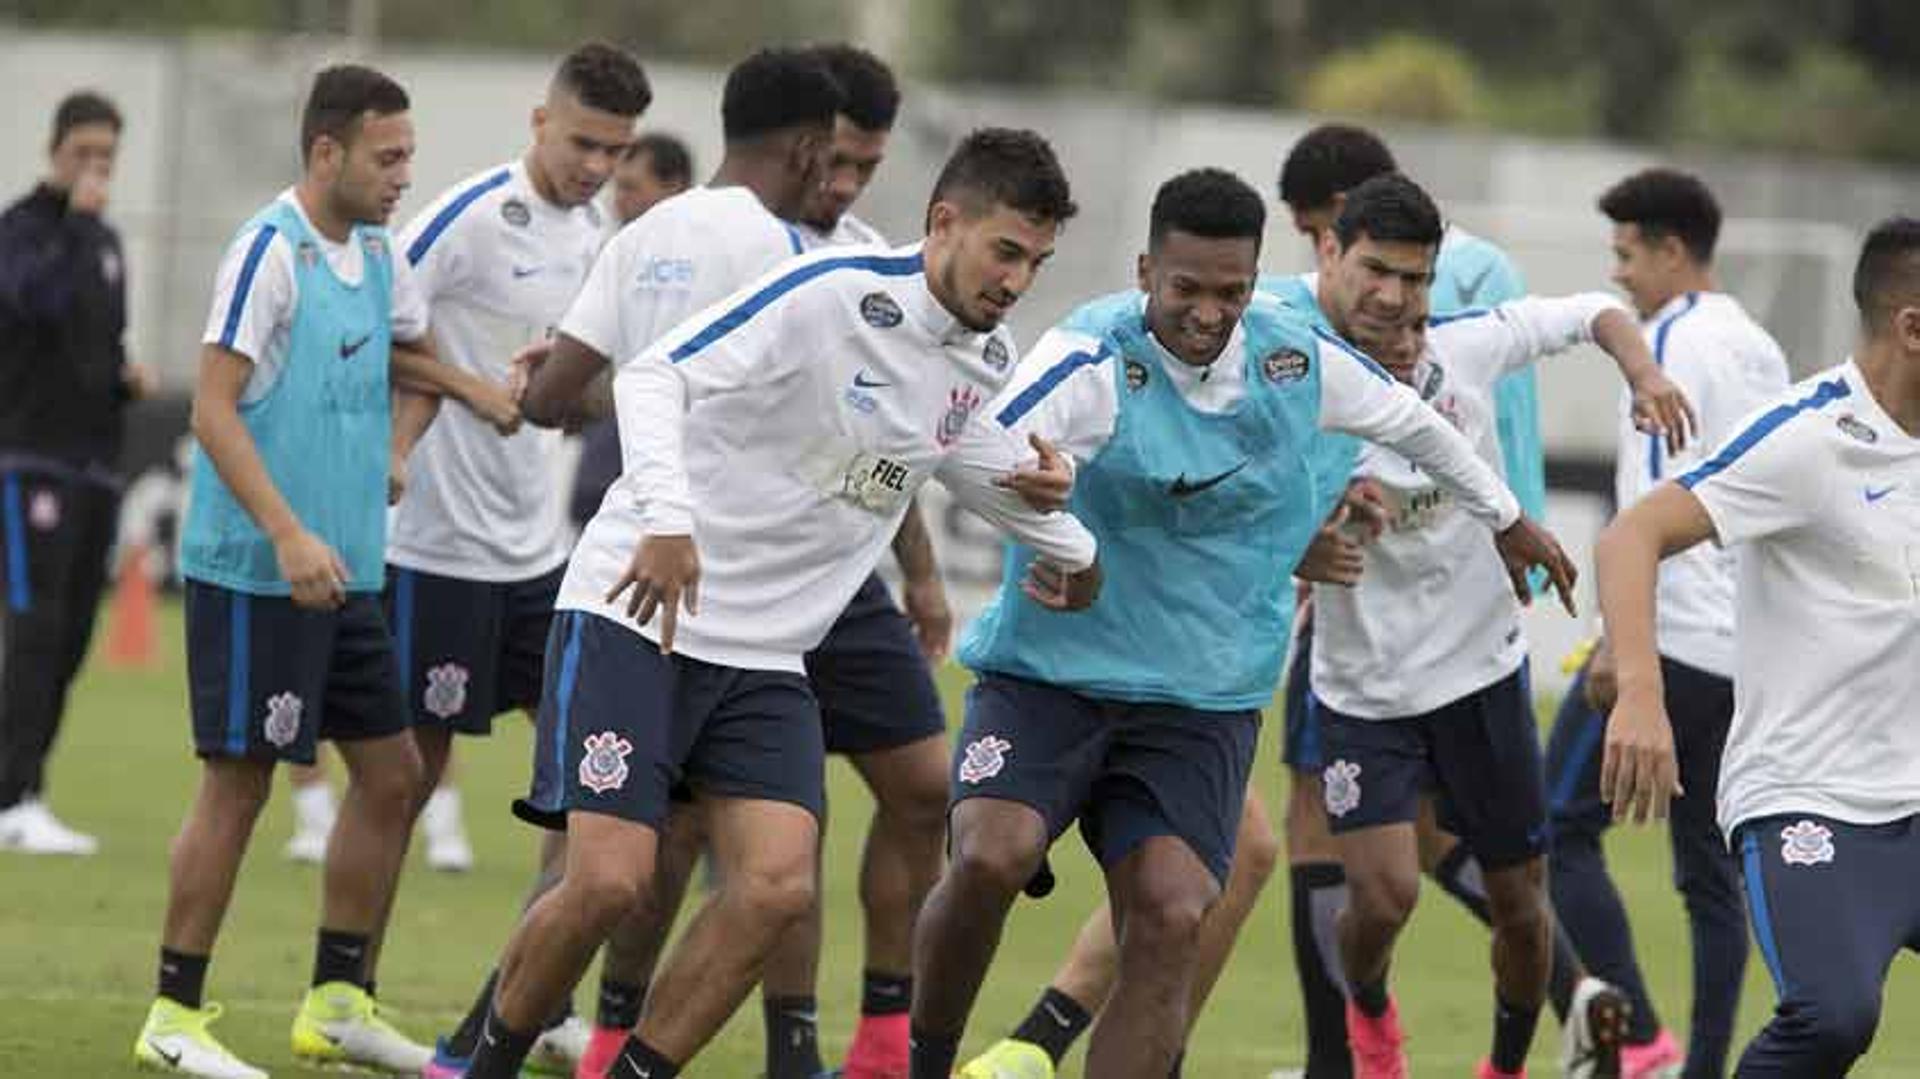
<box><xmin>3</xmin><ymin>602</ymin><xmax>1917</xmax><ymax>1077</ymax></box>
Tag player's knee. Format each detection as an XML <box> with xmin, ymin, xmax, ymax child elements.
<box><xmin>947</xmin><ymin>829</ymin><xmax>1045</xmax><ymax>899</ymax></box>
<box><xmin>1234</xmin><ymin>822</ymin><xmax>1282</xmax><ymax>888</ymax></box>
<box><xmin>729</xmin><ymin>862</ymin><xmax>817</xmax><ymax>931</ymax></box>
<box><xmin>1348</xmin><ymin>869</ymin><xmax>1419</xmax><ymax>931</ymax></box>
<box><xmin>565</xmin><ymin>861</ymin><xmax>648</xmax><ymax>929</ymax></box>
<box><xmin>1120</xmin><ymin>889</ymin><xmax>1210</xmax><ymax>961</ymax></box>
<box><xmin>1797</xmin><ymin>995</ymin><xmax>1880</xmax><ymax>1067</ymax></box>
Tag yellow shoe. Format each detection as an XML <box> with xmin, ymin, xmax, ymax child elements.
<box><xmin>290</xmin><ymin>981</ymin><xmax>432</xmax><ymax>1073</ymax></box>
<box><xmin>957</xmin><ymin>1038</ymin><xmax>1055</xmax><ymax>1079</ymax></box>
<box><xmin>134</xmin><ymin>998</ymin><xmax>268</xmax><ymax>1079</ymax></box>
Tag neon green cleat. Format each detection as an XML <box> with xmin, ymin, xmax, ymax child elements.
<box><xmin>133</xmin><ymin>998</ymin><xmax>268</xmax><ymax>1079</ymax></box>
<box><xmin>957</xmin><ymin>1038</ymin><xmax>1055</xmax><ymax>1079</ymax></box>
<box><xmin>290</xmin><ymin>981</ymin><xmax>432</xmax><ymax>1073</ymax></box>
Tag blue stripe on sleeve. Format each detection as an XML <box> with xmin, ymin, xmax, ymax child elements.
<box><xmin>2</xmin><ymin>474</ymin><xmax>29</xmax><ymax>613</ymax></box>
<box><xmin>1428</xmin><ymin>306</ymin><xmax>1493</xmax><ymax>327</ymax></box>
<box><xmin>405</xmin><ymin>168</ymin><xmax>512</xmax><ymax>266</ymax></box>
<box><xmin>1647</xmin><ymin>292</ymin><xmax>1701</xmax><ymax>480</ymax></box>
<box><xmin>994</xmin><ymin>344</ymin><xmax>1112</xmax><ymax>427</ymax></box>
<box><xmin>667</xmin><ymin>252</ymin><xmax>924</xmax><ymax>364</ymax></box>
<box><xmin>1311</xmin><ymin>325</ymin><xmax>1393</xmax><ymax>383</ymax></box>
<box><xmin>218</xmin><ymin>225</ymin><xmax>278</xmax><ymax>350</ymax></box>
<box><xmin>1677</xmin><ymin>376</ymin><xmax>1850</xmax><ymax>490</ymax></box>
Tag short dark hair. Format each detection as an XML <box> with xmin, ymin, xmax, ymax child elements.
<box><xmin>1279</xmin><ymin>123</ymin><xmax>1397</xmax><ymax>211</ymax></box>
<box><xmin>1150</xmin><ymin>168</ymin><xmax>1266</xmax><ymax>249</ymax></box>
<box><xmin>721</xmin><ymin>47</ymin><xmax>843</xmax><ymax>142</ymax></box>
<box><xmin>300</xmin><ymin>64</ymin><xmax>409</xmax><ymax>161</ymax></box>
<box><xmin>626</xmin><ymin>132</ymin><xmax>694</xmax><ymax>184</ymax></box>
<box><xmin>554</xmin><ymin>42</ymin><xmax>652</xmax><ymax>117</ymax></box>
<box><xmin>1597</xmin><ymin>168</ymin><xmax>1722</xmax><ymax>264</ymax></box>
<box><xmin>930</xmin><ymin>128</ymin><xmax>1077</xmax><ymax>224</ymax></box>
<box><xmin>1332</xmin><ymin>172</ymin><xmax>1443</xmax><ymax>249</ymax></box>
<box><xmin>49</xmin><ymin>91</ymin><xmax>121</xmax><ymax>151</ymax></box>
<box><xmin>1852</xmin><ymin>216</ymin><xmax>1920</xmax><ymax>329</ymax></box>
<box><xmin>813</xmin><ymin>43</ymin><xmax>900</xmax><ymax>132</ymax></box>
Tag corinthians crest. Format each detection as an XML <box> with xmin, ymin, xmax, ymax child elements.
<box><xmin>263</xmin><ymin>692</ymin><xmax>303</xmax><ymax>748</ymax></box>
<box><xmin>423</xmin><ymin>663</ymin><xmax>470</xmax><ymax>720</ymax></box>
<box><xmin>579</xmin><ymin>731</ymin><xmax>635</xmax><ymax>794</ymax></box>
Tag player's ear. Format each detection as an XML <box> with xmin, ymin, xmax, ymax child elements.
<box><xmin>1896</xmin><ymin>303</ymin><xmax>1920</xmax><ymax>354</ymax></box>
<box><xmin>531</xmin><ymin>104</ymin><xmax>548</xmax><ymax>140</ymax></box>
<box><xmin>1136</xmin><ymin>251</ymin><xmax>1152</xmax><ymax>294</ymax></box>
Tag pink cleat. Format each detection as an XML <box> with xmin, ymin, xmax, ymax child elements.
<box><xmin>841</xmin><ymin>1012</ymin><xmax>910</xmax><ymax>1079</ymax></box>
<box><xmin>1476</xmin><ymin>1059</ymin><xmax>1526</xmax><ymax>1079</ymax></box>
<box><xmin>1346</xmin><ymin>999</ymin><xmax>1409</xmax><ymax>1079</ymax></box>
<box><xmin>574</xmin><ymin>1024</ymin><xmax>627</xmax><ymax>1079</ymax></box>
<box><xmin>1621</xmin><ymin>1029</ymin><xmax>1683</xmax><ymax>1079</ymax></box>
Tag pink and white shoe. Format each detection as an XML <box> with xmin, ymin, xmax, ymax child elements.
<box><xmin>1622</xmin><ymin>1028</ymin><xmax>1683</xmax><ymax>1079</ymax></box>
<box><xmin>1475</xmin><ymin>1059</ymin><xmax>1525</xmax><ymax>1079</ymax></box>
<box><xmin>841</xmin><ymin>1012</ymin><xmax>909</xmax><ymax>1079</ymax></box>
<box><xmin>573</xmin><ymin>1024</ymin><xmax>627</xmax><ymax>1079</ymax></box>
<box><xmin>1346</xmin><ymin>999</ymin><xmax>1409</xmax><ymax>1079</ymax></box>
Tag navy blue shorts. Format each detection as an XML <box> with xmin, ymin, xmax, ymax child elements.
<box><xmin>953</xmin><ymin>672</ymin><xmax>1258</xmax><ymax>885</ymax></box>
<box><xmin>515</xmin><ymin>611</ymin><xmax>824</xmax><ymax>831</ymax></box>
<box><xmin>185</xmin><ymin>580</ymin><xmax>408</xmax><ymax>765</ymax></box>
<box><xmin>1318</xmin><ymin>663</ymin><xmax>1546</xmax><ymax>870</ymax></box>
<box><xmin>806</xmin><ymin>573</ymin><xmax>945</xmax><ymax>755</ymax></box>
<box><xmin>1735</xmin><ymin>813</ymin><xmax>1920</xmax><ymax>1071</ymax></box>
<box><xmin>383</xmin><ymin>564</ymin><xmax>562</xmax><ymax>735</ymax></box>
<box><xmin>1547</xmin><ymin>653</ymin><xmax>1734</xmax><ymax>843</ymax></box>
<box><xmin>1280</xmin><ymin>611</ymin><xmax>1322</xmax><ymax>771</ymax></box>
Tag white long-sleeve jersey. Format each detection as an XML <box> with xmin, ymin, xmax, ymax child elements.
<box><xmin>558</xmin><ymin>243</ymin><xmax>1097</xmax><ymax>671</ymax></box>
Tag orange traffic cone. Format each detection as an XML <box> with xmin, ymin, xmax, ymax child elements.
<box><xmin>104</xmin><ymin>542</ymin><xmax>159</xmax><ymax>670</ymax></box>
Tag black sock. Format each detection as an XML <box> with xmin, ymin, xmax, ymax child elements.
<box><xmin>605</xmin><ymin>1033</ymin><xmax>681</xmax><ymax>1079</ymax></box>
<box><xmin>157</xmin><ymin>948</ymin><xmax>209</xmax><ymax>1009</ymax></box>
<box><xmin>363</xmin><ymin>978</ymin><xmax>378</xmax><ymax>999</ymax></box>
<box><xmin>861</xmin><ymin>969</ymin><xmax>912</xmax><ymax>1017</ymax></box>
<box><xmin>545</xmin><ymin>993</ymin><xmax>574</xmax><ymax>1031</ymax></box>
<box><xmin>1491</xmin><ymin>994</ymin><xmax>1542</xmax><ymax>1074</ymax></box>
<box><xmin>446</xmin><ymin>968</ymin><xmax>500</xmax><ymax>1058</ymax></box>
<box><xmin>1289</xmin><ymin>862</ymin><xmax>1354</xmax><ymax>1079</ymax></box>
<box><xmin>763</xmin><ymin>994</ymin><xmax>822</xmax><ymax>1079</ymax></box>
<box><xmin>1350</xmin><ymin>977</ymin><xmax>1390</xmax><ymax>1020</ymax></box>
<box><xmin>312</xmin><ymin>929</ymin><xmax>369</xmax><ymax>988</ymax></box>
<box><xmin>1432</xmin><ymin>845</ymin><xmax>1581</xmax><ymax>1022</ymax></box>
<box><xmin>1168</xmin><ymin>1048</ymin><xmax>1185</xmax><ymax>1078</ymax></box>
<box><xmin>1009</xmin><ymin>986</ymin><xmax>1092</xmax><ymax>1065</ymax></box>
<box><xmin>597</xmin><ymin>977</ymin><xmax>645</xmax><ymax>1031</ymax></box>
<box><xmin>465</xmin><ymin>1008</ymin><xmax>537</xmax><ymax>1079</ymax></box>
<box><xmin>909</xmin><ymin>1027</ymin><xmax>960</xmax><ymax>1079</ymax></box>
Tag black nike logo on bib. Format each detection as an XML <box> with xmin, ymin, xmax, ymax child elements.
<box><xmin>339</xmin><ymin>334</ymin><xmax>372</xmax><ymax>359</ymax></box>
<box><xmin>1169</xmin><ymin>459</ymin><xmax>1249</xmax><ymax>497</ymax></box>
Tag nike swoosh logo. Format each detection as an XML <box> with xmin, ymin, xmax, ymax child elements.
<box><xmin>620</xmin><ymin>1054</ymin><xmax>651</xmax><ymax>1078</ymax></box>
<box><xmin>1455</xmin><ymin>264</ymin><xmax>1495</xmax><ymax>307</ymax></box>
<box><xmin>149</xmin><ymin>1040</ymin><xmax>183</xmax><ymax>1068</ymax></box>
<box><xmin>1866</xmin><ymin>484</ymin><xmax>1897</xmax><ymax>503</ymax></box>
<box><xmin>512</xmin><ymin>265</ymin><xmax>542</xmax><ymax>278</ymax></box>
<box><xmin>853</xmin><ymin>370</ymin><xmax>891</xmax><ymax>388</ymax></box>
<box><xmin>1042</xmin><ymin>1001</ymin><xmax>1073</xmax><ymax>1027</ymax></box>
<box><xmin>339</xmin><ymin>334</ymin><xmax>372</xmax><ymax>358</ymax></box>
<box><xmin>1169</xmin><ymin>459</ymin><xmax>1249</xmax><ymax>497</ymax></box>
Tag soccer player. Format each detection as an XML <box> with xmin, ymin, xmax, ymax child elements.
<box><xmin>461</xmin><ymin>126</ymin><xmax>1100</xmax><ymax>1079</ymax></box>
<box><xmin>1599</xmin><ymin>215</ymin><xmax>1920</xmax><ymax>1078</ymax></box>
<box><xmin>914</xmin><ymin>169</ymin><xmax>1578</xmax><ymax>1079</ymax></box>
<box><xmin>570</xmin><ymin>132</ymin><xmax>694</xmax><ymax>531</ymax></box>
<box><xmin>421</xmin><ymin>46</ymin><xmax>843</xmax><ymax>1079</ymax></box>
<box><xmin>132</xmin><ymin>65</ymin><xmax>441</xmax><ymax>1079</ymax></box>
<box><xmin>1307</xmin><ymin>263</ymin><xmax>1694</xmax><ymax>1079</ymax></box>
<box><xmin>1544</xmin><ymin>168</ymin><xmax>1788</xmax><ymax>1079</ymax></box>
<box><xmin>0</xmin><ymin>90</ymin><xmax>156</xmax><ymax>855</ymax></box>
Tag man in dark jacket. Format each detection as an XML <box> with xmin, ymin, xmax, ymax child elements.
<box><xmin>0</xmin><ymin>90</ymin><xmax>155</xmax><ymax>854</ymax></box>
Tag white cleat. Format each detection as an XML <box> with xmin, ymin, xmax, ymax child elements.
<box><xmin>420</xmin><ymin>788</ymin><xmax>474</xmax><ymax>873</ymax></box>
<box><xmin>134</xmin><ymin>999</ymin><xmax>269</xmax><ymax>1079</ymax></box>
<box><xmin>424</xmin><ymin>831</ymin><xmax>474</xmax><ymax>873</ymax></box>
<box><xmin>0</xmin><ymin>797</ymin><xmax>99</xmax><ymax>855</ymax></box>
<box><xmin>292</xmin><ymin>981</ymin><xmax>434</xmax><ymax>1073</ymax></box>
<box><xmin>527</xmin><ymin>1015</ymin><xmax>592</xmax><ymax>1075</ymax></box>
<box><xmin>1266</xmin><ymin>1070</ymin><xmax>1308</xmax><ymax>1079</ymax></box>
<box><xmin>1564</xmin><ymin>976</ymin><xmax>1630</xmax><ymax>1079</ymax></box>
<box><xmin>283</xmin><ymin>827</ymin><xmax>328</xmax><ymax>865</ymax></box>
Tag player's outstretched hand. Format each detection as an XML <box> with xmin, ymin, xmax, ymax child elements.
<box><xmin>1022</xmin><ymin>558</ymin><xmax>1101</xmax><ymax>611</ymax></box>
<box><xmin>1296</xmin><ymin>505</ymin><xmax>1366</xmax><ymax>586</ymax></box>
<box><xmin>470</xmin><ymin>379</ymin><xmax>523</xmax><ymax>437</ymax></box>
<box><xmin>1493</xmin><ymin>515</ymin><xmax>1578</xmax><ymax>614</ymax></box>
<box><xmin>1628</xmin><ymin>369</ymin><xmax>1699</xmax><ymax>456</ymax></box>
<box><xmin>902</xmin><ymin>574</ymin><xmax>954</xmax><ymax>662</ymax></box>
<box><xmin>1341</xmin><ymin>477</ymin><xmax>1390</xmax><ymax>543</ymax></box>
<box><xmin>506</xmin><ymin>339</ymin><xmax>551</xmax><ymax>402</ymax></box>
<box><xmin>995</xmin><ymin>433</ymin><xmax>1073</xmax><ymax>513</ymax></box>
<box><xmin>275</xmin><ymin>528</ymin><xmax>348</xmax><ymax>611</ymax></box>
<box><xmin>605</xmin><ymin>534</ymin><xmax>700</xmax><ymax>652</ymax></box>
<box><xmin>1601</xmin><ymin>688</ymin><xmax>1683</xmax><ymax>824</ymax></box>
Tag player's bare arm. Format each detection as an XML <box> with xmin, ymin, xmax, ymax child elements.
<box><xmin>1595</xmin><ymin>482</ymin><xmax>1716</xmax><ymax>824</ymax></box>
<box><xmin>1590</xmin><ymin>306</ymin><xmax>1698</xmax><ymax>453</ymax></box>
<box><xmin>388</xmin><ymin>335</ymin><xmax>442</xmax><ymax>504</ymax></box>
<box><xmin>190</xmin><ymin>342</ymin><xmax>347</xmax><ymax>610</ymax></box>
<box><xmin>389</xmin><ymin>340</ymin><xmax>520</xmax><ymax>435</ymax></box>
<box><xmin>518</xmin><ymin>331</ymin><xmax>610</xmax><ymax>429</ymax></box>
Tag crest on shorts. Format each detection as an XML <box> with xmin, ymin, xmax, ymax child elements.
<box><xmin>938</xmin><ymin>385</ymin><xmax>984</xmax><ymax>448</ymax></box>
<box><xmin>579</xmin><ymin>731</ymin><xmax>634</xmax><ymax>794</ymax></box>
<box><xmin>1780</xmin><ymin>819</ymin><xmax>1835</xmax><ymax>866</ymax></box>
<box><xmin>1323</xmin><ymin>759</ymin><xmax>1362</xmax><ymax>818</ymax></box>
<box><xmin>28</xmin><ymin>490</ymin><xmax>59</xmax><ymax>531</ymax></box>
<box><xmin>1262</xmin><ymin>348</ymin><xmax>1310</xmax><ymax>384</ymax></box>
<box><xmin>423</xmin><ymin>662</ymin><xmax>470</xmax><ymax>720</ymax></box>
<box><xmin>1836</xmin><ymin>414</ymin><xmax>1878</xmax><ymax>444</ymax></box>
<box><xmin>983</xmin><ymin>336</ymin><xmax>1011</xmax><ymax>372</ymax></box>
<box><xmin>1124</xmin><ymin>359</ymin><xmax>1150</xmax><ymax>392</ymax></box>
<box><xmin>500</xmin><ymin>197</ymin><xmax>531</xmax><ymax>228</ymax></box>
<box><xmin>860</xmin><ymin>291</ymin><xmax>903</xmax><ymax>329</ymax></box>
<box><xmin>263</xmin><ymin>692</ymin><xmax>303</xmax><ymax>749</ymax></box>
<box><xmin>957</xmin><ymin>735</ymin><xmax>1011</xmax><ymax>784</ymax></box>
